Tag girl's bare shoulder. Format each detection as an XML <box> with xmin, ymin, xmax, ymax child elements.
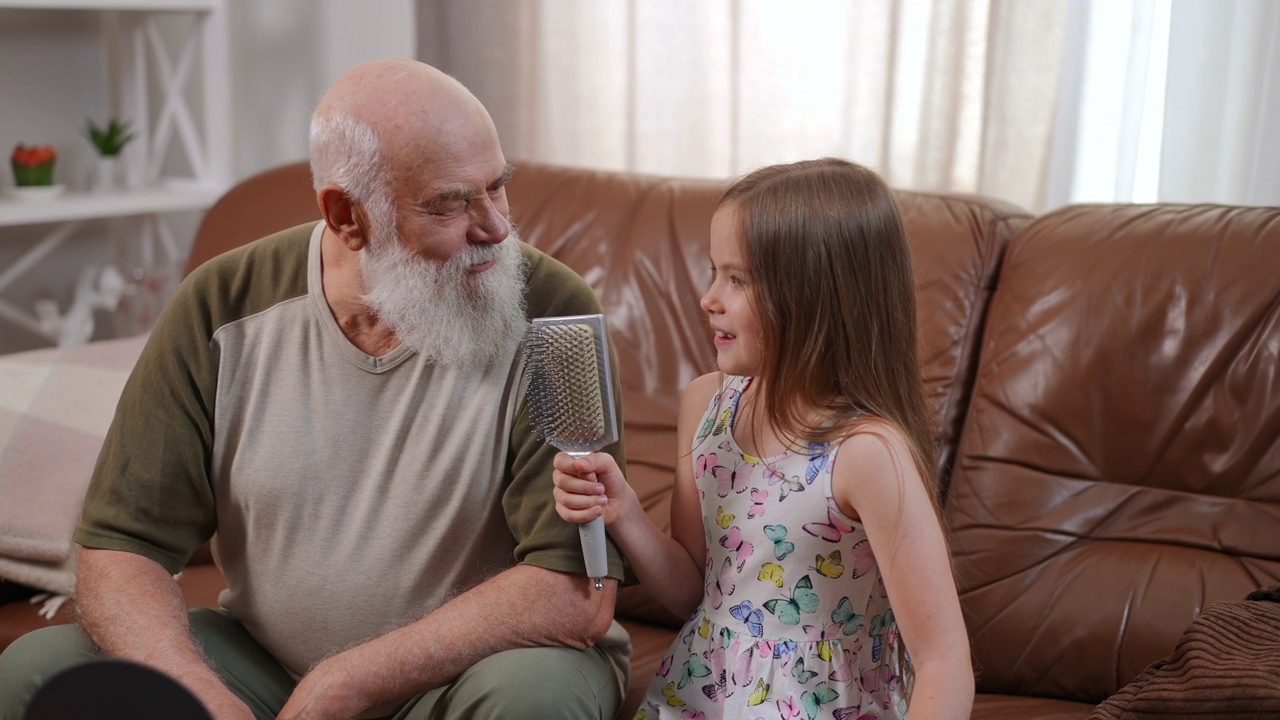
<box><xmin>832</xmin><ymin>419</ymin><xmax>921</xmax><ymax>494</ymax></box>
<box><xmin>681</xmin><ymin>372</ymin><xmax>725</xmax><ymax>410</ymax></box>
<box><xmin>839</xmin><ymin>417</ymin><xmax>911</xmax><ymax>455</ymax></box>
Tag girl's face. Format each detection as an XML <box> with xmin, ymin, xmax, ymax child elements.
<box><xmin>701</xmin><ymin>204</ymin><xmax>763</xmax><ymax>377</ymax></box>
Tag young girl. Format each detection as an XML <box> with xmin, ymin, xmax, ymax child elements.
<box><xmin>553</xmin><ymin>159</ymin><xmax>974</xmax><ymax>719</ymax></box>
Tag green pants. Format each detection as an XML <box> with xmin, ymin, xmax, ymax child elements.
<box><xmin>0</xmin><ymin>608</ymin><xmax>620</xmax><ymax>720</ymax></box>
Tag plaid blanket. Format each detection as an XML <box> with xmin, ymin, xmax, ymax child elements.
<box><xmin>0</xmin><ymin>334</ymin><xmax>146</xmax><ymax>595</ymax></box>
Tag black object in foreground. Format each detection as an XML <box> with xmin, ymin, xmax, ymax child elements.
<box><xmin>25</xmin><ymin>659</ymin><xmax>212</xmax><ymax>720</ymax></box>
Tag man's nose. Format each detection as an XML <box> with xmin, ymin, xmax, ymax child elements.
<box><xmin>469</xmin><ymin>195</ymin><xmax>510</xmax><ymax>244</ymax></box>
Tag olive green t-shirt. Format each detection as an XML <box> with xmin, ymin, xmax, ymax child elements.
<box><xmin>75</xmin><ymin>222</ymin><xmax>628</xmax><ymax>682</ymax></box>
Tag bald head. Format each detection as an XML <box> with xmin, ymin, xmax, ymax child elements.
<box><xmin>316</xmin><ymin>59</ymin><xmax>489</xmax><ymax>147</ymax></box>
<box><xmin>309</xmin><ymin>59</ymin><xmax>502</xmax><ymax>204</ymax></box>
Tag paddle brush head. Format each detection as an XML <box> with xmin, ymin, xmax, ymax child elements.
<box><xmin>522</xmin><ymin>314</ymin><xmax>618</xmax><ymax>454</ymax></box>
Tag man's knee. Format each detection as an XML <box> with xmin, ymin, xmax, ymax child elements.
<box><xmin>0</xmin><ymin>625</ymin><xmax>101</xmax><ymax>720</ymax></box>
<box><xmin>431</xmin><ymin>646</ymin><xmax>619</xmax><ymax>720</ymax></box>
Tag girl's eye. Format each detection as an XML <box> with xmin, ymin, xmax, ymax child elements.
<box><xmin>730</xmin><ymin>276</ymin><xmax>746</xmax><ymax>288</ymax></box>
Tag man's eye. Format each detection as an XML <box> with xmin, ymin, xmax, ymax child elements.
<box><xmin>429</xmin><ymin>200</ymin><xmax>467</xmax><ymax>215</ymax></box>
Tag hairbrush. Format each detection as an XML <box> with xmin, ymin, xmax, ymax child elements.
<box><xmin>522</xmin><ymin>313</ymin><xmax>618</xmax><ymax>590</ymax></box>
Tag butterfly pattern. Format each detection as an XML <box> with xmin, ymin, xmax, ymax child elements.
<box><xmin>765</xmin><ymin>524</ymin><xmax>796</xmax><ymax>561</ymax></box>
<box><xmin>720</xmin><ymin>526</ymin><xmax>755</xmax><ymax>572</ymax></box>
<box><xmin>637</xmin><ymin>376</ymin><xmax>909</xmax><ymax>719</ymax></box>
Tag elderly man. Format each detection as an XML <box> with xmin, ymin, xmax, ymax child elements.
<box><xmin>0</xmin><ymin>59</ymin><xmax>628</xmax><ymax>720</ymax></box>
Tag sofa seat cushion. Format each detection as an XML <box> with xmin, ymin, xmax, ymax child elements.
<box><xmin>972</xmin><ymin>693</ymin><xmax>1094</xmax><ymax>719</ymax></box>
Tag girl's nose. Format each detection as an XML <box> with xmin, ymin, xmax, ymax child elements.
<box><xmin>700</xmin><ymin>287</ymin><xmax>717</xmax><ymax>314</ymax></box>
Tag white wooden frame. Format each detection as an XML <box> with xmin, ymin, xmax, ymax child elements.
<box><xmin>0</xmin><ymin>0</ymin><xmax>229</xmax><ymax>345</ymax></box>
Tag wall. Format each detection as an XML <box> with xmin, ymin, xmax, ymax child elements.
<box><xmin>0</xmin><ymin>1</ymin><xmax>415</xmax><ymax>355</ymax></box>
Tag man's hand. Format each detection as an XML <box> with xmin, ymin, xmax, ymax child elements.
<box><xmin>276</xmin><ymin>656</ymin><xmax>365</xmax><ymax>720</ymax></box>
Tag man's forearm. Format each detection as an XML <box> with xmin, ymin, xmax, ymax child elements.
<box><xmin>75</xmin><ymin>548</ymin><xmax>251</xmax><ymax>719</ymax></box>
<box><xmin>306</xmin><ymin>564</ymin><xmax>616</xmax><ymax>714</ymax></box>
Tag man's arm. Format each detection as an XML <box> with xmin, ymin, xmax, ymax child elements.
<box><xmin>278</xmin><ymin>564</ymin><xmax>616</xmax><ymax>719</ymax></box>
<box><xmin>76</xmin><ymin>548</ymin><xmax>254</xmax><ymax>720</ymax></box>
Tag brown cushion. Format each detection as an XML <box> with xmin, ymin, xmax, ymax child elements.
<box><xmin>1089</xmin><ymin>586</ymin><xmax>1280</xmax><ymax>719</ymax></box>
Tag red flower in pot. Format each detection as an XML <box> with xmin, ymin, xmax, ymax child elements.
<box><xmin>11</xmin><ymin>144</ymin><xmax>58</xmax><ymax>187</ymax></box>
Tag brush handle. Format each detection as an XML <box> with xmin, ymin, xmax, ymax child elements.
<box><xmin>580</xmin><ymin>516</ymin><xmax>608</xmax><ymax>591</ymax></box>
<box><xmin>569</xmin><ymin>450</ymin><xmax>609</xmax><ymax>590</ymax></box>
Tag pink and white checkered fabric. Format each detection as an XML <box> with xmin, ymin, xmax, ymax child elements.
<box><xmin>0</xmin><ymin>334</ymin><xmax>147</xmax><ymax>594</ymax></box>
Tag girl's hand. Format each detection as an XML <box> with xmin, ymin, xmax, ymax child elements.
<box><xmin>552</xmin><ymin>451</ymin><xmax>634</xmax><ymax>528</ymax></box>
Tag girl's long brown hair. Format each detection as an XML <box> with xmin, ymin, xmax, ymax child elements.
<box><xmin>721</xmin><ymin>157</ymin><xmax>941</xmax><ymax>697</ymax></box>
<box><xmin>719</xmin><ymin>158</ymin><xmax>938</xmax><ymax>500</ymax></box>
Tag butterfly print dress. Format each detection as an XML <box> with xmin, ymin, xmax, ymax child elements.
<box><xmin>635</xmin><ymin>375</ymin><xmax>910</xmax><ymax>720</ymax></box>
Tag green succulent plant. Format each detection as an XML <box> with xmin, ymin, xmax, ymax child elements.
<box><xmin>85</xmin><ymin>118</ymin><xmax>135</xmax><ymax>157</ymax></box>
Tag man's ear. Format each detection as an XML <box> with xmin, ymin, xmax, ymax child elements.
<box><xmin>318</xmin><ymin>184</ymin><xmax>370</xmax><ymax>251</ymax></box>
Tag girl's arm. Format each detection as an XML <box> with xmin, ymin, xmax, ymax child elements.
<box><xmin>834</xmin><ymin>425</ymin><xmax>975</xmax><ymax>719</ymax></box>
<box><xmin>553</xmin><ymin>372</ymin><xmax>719</xmax><ymax>620</ymax></box>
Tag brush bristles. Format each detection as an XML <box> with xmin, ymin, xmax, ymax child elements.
<box><xmin>524</xmin><ymin>322</ymin><xmax>608</xmax><ymax>451</ymax></box>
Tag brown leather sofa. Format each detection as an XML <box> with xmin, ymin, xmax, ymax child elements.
<box><xmin>2</xmin><ymin>160</ymin><xmax>1277</xmax><ymax>720</ymax></box>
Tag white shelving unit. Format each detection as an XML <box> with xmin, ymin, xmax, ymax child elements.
<box><xmin>0</xmin><ymin>0</ymin><xmax>229</xmax><ymax>345</ymax></box>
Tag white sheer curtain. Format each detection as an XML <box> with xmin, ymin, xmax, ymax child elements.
<box><xmin>418</xmin><ymin>0</ymin><xmax>1278</xmax><ymax>212</ymax></box>
<box><xmin>1161</xmin><ymin>0</ymin><xmax>1280</xmax><ymax>206</ymax></box>
<box><xmin>1049</xmin><ymin>0</ymin><xmax>1280</xmax><ymax>207</ymax></box>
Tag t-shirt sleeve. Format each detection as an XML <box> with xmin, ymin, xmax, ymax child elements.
<box><xmin>73</xmin><ymin>269</ymin><xmax>221</xmax><ymax>574</ymax></box>
<box><xmin>503</xmin><ymin>248</ymin><xmax>629</xmax><ymax>581</ymax></box>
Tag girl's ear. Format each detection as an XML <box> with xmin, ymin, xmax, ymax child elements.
<box><xmin>317</xmin><ymin>184</ymin><xmax>371</xmax><ymax>251</ymax></box>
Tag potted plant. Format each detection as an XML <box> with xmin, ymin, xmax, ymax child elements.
<box><xmin>85</xmin><ymin>118</ymin><xmax>135</xmax><ymax>191</ymax></box>
<box><xmin>9</xmin><ymin>144</ymin><xmax>63</xmax><ymax>199</ymax></box>
<box><xmin>11</xmin><ymin>144</ymin><xmax>57</xmax><ymax>186</ymax></box>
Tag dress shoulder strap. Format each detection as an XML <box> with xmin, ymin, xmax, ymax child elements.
<box><xmin>692</xmin><ymin>375</ymin><xmax>751</xmax><ymax>449</ymax></box>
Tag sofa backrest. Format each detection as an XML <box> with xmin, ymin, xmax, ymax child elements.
<box><xmin>185</xmin><ymin>162</ymin><xmax>319</xmax><ymax>276</ymax></box>
<box><xmin>892</xmin><ymin>192</ymin><xmax>1031</xmax><ymax>492</ymax></box>
<box><xmin>944</xmin><ymin>203</ymin><xmax>1280</xmax><ymax>703</ymax></box>
<box><xmin>186</xmin><ymin>159</ymin><xmax>1037</xmax><ymax>629</ymax></box>
<box><xmin>502</xmin><ymin>161</ymin><xmax>1031</xmax><ymax>622</ymax></box>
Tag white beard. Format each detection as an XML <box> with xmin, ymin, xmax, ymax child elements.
<box><xmin>359</xmin><ymin>222</ymin><xmax>529</xmax><ymax>366</ymax></box>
